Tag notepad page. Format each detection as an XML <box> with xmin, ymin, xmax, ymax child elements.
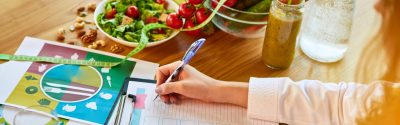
<box><xmin>126</xmin><ymin>81</ymin><xmax>277</xmax><ymax>125</ymax></box>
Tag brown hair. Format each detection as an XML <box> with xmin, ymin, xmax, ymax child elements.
<box><xmin>356</xmin><ymin>0</ymin><xmax>400</xmax><ymax>124</ymax></box>
<box><xmin>356</xmin><ymin>0</ymin><xmax>400</xmax><ymax>83</ymax></box>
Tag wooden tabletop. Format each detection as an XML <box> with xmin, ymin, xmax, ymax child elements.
<box><xmin>0</xmin><ymin>0</ymin><xmax>380</xmax><ymax>83</ymax></box>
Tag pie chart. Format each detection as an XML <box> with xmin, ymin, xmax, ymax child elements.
<box><xmin>40</xmin><ymin>64</ymin><xmax>103</xmax><ymax>102</ymax></box>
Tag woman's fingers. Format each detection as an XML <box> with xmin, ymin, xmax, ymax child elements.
<box><xmin>156</xmin><ymin>81</ymin><xmax>184</xmax><ymax>95</ymax></box>
<box><xmin>169</xmin><ymin>94</ymin><xmax>179</xmax><ymax>104</ymax></box>
<box><xmin>160</xmin><ymin>95</ymin><xmax>171</xmax><ymax>104</ymax></box>
<box><xmin>156</xmin><ymin>61</ymin><xmax>183</xmax><ymax>85</ymax></box>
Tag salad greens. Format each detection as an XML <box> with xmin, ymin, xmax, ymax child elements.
<box><xmin>97</xmin><ymin>0</ymin><xmax>175</xmax><ymax>43</ymax></box>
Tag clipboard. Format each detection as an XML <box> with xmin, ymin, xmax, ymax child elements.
<box><xmin>112</xmin><ymin>77</ymin><xmax>275</xmax><ymax>125</ymax></box>
<box><xmin>108</xmin><ymin>77</ymin><xmax>156</xmax><ymax>125</ymax></box>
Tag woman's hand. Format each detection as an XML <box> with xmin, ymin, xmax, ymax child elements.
<box><xmin>155</xmin><ymin>61</ymin><xmax>248</xmax><ymax>107</ymax></box>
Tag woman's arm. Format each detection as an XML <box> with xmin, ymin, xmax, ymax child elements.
<box><xmin>247</xmin><ymin>77</ymin><xmax>387</xmax><ymax>125</ymax></box>
<box><xmin>155</xmin><ymin>62</ymin><xmax>389</xmax><ymax>125</ymax></box>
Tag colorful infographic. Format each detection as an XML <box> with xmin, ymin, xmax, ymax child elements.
<box><xmin>4</xmin><ymin>43</ymin><xmax>136</xmax><ymax>124</ymax></box>
<box><xmin>41</xmin><ymin>65</ymin><xmax>103</xmax><ymax>102</ymax></box>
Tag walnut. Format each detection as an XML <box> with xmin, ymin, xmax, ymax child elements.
<box><xmin>110</xmin><ymin>44</ymin><xmax>124</xmax><ymax>53</ymax></box>
<box><xmin>87</xmin><ymin>3</ymin><xmax>97</xmax><ymax>12</ymax></box>
<box><xmin>89</xmin><ymin>30</ymin><xmax>97</xmax><ymax>36</ymax></box>
<box><xmin>81</xmin><ymin>30</ymin><xmax>97</xmax><ymax>43</ymax></box>
<box><xmin>66</xmin><ymin>41</ymin><xmax>75</xmax><ymax>45</ymax></box>
<box><xmin>56</xmin><ymin>34</ymin><xmax>65</xmax><ymax>41</ymax></box>
<box><xmin>77</xmin><ymin>30</ymin><xmax>86</xmax><ymax>38</ymax></box>
<box><xmin>77</xmin><ymin>7</ymin><xmax>85</xmax><ymax>14</ymax></box>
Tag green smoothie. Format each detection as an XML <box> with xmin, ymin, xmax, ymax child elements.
<box><xmin>261</xmin><ymin>0</ymin><xmax>303</xmax><ymax>69</ymax></box>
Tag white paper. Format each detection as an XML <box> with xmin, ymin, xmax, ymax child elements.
<box><xmin>125</xmin><ymin>81</ymin><xmax>277</xmax><ymax>125</ymax></box>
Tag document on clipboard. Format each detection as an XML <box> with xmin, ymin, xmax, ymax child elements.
<box><xmin>119</xmin><ymin>78</ymin><xmax>276</xmax><ymax>125</ymax></box>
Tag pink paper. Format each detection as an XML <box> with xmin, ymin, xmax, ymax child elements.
<box><xmin>134</xmin><ymin>94</ymin><xmax>147</xmax><ymax>109</ymax></box>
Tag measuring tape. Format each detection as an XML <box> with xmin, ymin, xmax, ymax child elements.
<box><xmin>0</xmin><ymin>0</ymin><xmax>227</xmax><ymax>67</ymax></box>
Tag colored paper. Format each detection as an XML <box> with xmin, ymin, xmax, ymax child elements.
<box><xmin>0</xmin><ymin>37</ymin><xmax>158</xmax><ymax>125</ymax></box>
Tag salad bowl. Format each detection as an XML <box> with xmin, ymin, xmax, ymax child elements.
<box><xmin>94</xmin><ymin>0</ymin><xmax>180</xmax><ymax>47</ymax></box>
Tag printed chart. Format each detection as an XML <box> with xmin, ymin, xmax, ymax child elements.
<box><xmin>127</xmin><ymin>81</ymin><xmax>276</xmax><ymax>125</ymax></box>
<box><xmin>3</xmin><ymin>41</ymin><xmax>136</xmax><ymax>124</ymax></box>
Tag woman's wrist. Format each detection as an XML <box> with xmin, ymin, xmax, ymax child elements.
<box><xmin>210</xmin><ymin>80</ymin><xmax>249</xmax><ymax>107</ymax></box>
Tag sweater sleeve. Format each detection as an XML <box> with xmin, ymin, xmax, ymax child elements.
<box><xmin>247</xmin><ymin>77</ymin><xmax>386</xmax><ymax>125</ymax></box>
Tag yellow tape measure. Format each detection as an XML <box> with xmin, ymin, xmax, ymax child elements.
<box><xmin>0</xmin><ymin>0</ymin><xmax>227</xmax><ymax>67</ymax></box>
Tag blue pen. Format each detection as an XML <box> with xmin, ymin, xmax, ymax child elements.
<box><xmin>153</xmin><ymin>38</ymin><xmax>206</xmax><ymax>101</ymax></box>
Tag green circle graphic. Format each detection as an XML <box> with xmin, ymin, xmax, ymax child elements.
<box><xmin>40</xmin><ymin>64</ymin><xmax>103</xmax><ymax>102</ymax></box>
<box><xmin>25</xmin><ymin>86</ymin><xmax>38</xmax><ymax>94</ymax></box>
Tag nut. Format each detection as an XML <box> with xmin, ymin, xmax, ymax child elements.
<box><xmin>77</xmin><ymin>7</ymin><xmax>85</xmax><ymax>14</ymax></box>
<box><xmin>77</xmin><ymin>30</ymin><xmax>86</xmax><ymax>38</ymax></box>
<box><xmin>81</xmin><ymin>30</ymin><xmax>97</xmax><ymax>43</ymax></box>
<box><xmin>88</xmin><ymin>45</ymin><xmax>97</xmax><ymax>49</ymax></box>
<box><xmin>79</xmin><ymin>12</ymin><xmax>88</xmax><ymax>17</ymax></box>
<box><xmin>66</xmin><ymin>41</ymin><xmax>75</xmax><ymax>45</ymax></box>
<box><xmin>92</xmin><ymin>44</ymin><xmax>98</xmax><ymax>48</ymax></box>
<box><xmin>56</xmin><ymin>34</ymin><xmax>65</xmax><ymax>41</ymax></box>
<box><xmin>110</xmin><ymin>44</ymin><xmax>124</xmax><ymax>53</ymax></box>
<box><xmin>84</xmin><ymin>20</ymin><xmax>93</xmax><ymax>24</ymax></box>
<box><xmin>95</xmin><ymin>40</ymin><xmax>107</xmax><ymax>47</ymax></box>
<box><xmin>76</xmin><ymin>17</ymin><xmax>84</xmax><ymax>23</ymax></box>
<box><xmin>57</xmin><ymin>28</ymin><xmax>66</xmax><ymax>35</ymax></box>
<box><xmin>69</xmin><ymin>25</ymin><xmax>76</xmax><ymax>32</ymax></box>
<box><xmin>89</xmin><ymin>30</ymin><xmax>97</xmax><ymax>36</ymax></box>
<box><xmin>87</xmin><ymin>3</ymin><xmax>97</xmax><ymax>12</ymax></box>
<box><xmin>74</xmin><ymin>22</ymin><xmax>85</xmax><ymax>29</ymax></box>
<box><xmin>88</xmin><ymin>26</ymin><xmax>98</xmax><ymax>30</ymax></box>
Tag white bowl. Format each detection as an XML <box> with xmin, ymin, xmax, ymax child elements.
<box><xmin>94</xmin><ymin>0</ymin><xmax>180</xmax><ymax>47</ymax></box>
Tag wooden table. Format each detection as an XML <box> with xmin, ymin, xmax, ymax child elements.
<box><xmin>0</xmin><ymin>0</ymin><xmax>380</xmax><ymax>83</ymax></box>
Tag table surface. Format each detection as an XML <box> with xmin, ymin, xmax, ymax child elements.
<box><xmin>0</xmin><ymin>0</ymin><xmax>380</xmax><ymax>83</ymax></box>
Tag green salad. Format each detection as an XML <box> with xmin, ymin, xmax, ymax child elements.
<box><xmin>97</xmin><ymin>0</ymin><xmax>175</xmax><ymax>43</ymax></box>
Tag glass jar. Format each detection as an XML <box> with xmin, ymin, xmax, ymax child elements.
<box><xmin>262</xmin><ymin>0</ymin><xmax>304</xmax><ymax>69</ymax></box>
<box><xmin>299</xmin><ymin>0</ymin><xmax>355</xmax><ymax>63</ymax></box>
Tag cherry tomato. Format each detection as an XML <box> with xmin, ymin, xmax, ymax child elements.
<box><xmin>211</xmin><ymin>0</ymin><xmax>218</xmax><ymax>8</ymax></box>
<box><xmin>195</xmin><ymin>8</ymin><xmax>210</xmax><ymax>24</ymax></box>
<box><xmin>184</xmin><ymin>19</ymin><xmax>201</xmax><ymax>36</ymax></box>
<box><xmin>155</xmin><ymin>0</ymin><xmax>165</xmax><ymax>4</ymax></box>
<box><xmin>279</xmin><ymin>0</ymin><xmax>301</xmax><ymax>5</ymax></box>
<box><xmin>224</xmin><ymin>0</ymin><xmax>238</xmax><ymax>7</ymax></box>
<box><xmin>156</xmin><ymin>0</ymin><xmax>169</xmax><ymax>8</ymax></box>
<box><xmin>151</xmin><ymin>28</ymin><xmax>166</xmax><ymax>34</ymax></box>
<box><xmin>145</xmin><ymin>16</ymin><xmax>159</xmax><ymax>24</ymax></box>
<box><xmin>178</xmin><ymin>2</ymin><xmax>196</xmax><ymax>18</ymax></box>
<box><xmin>126</xmin><ymin>6</ymin><xmax>140</xmax><ymax>19</ymax></box>
<box><xmin>105</xmin><ymin>8</ymin><xmax>117</xmax><ymax>19</ymax></box>
<box><xmin>188</xmin><ymin>0</ymin><xmax>204</xmax><ymax>5</ymax></box>
<box><xmin>166</xmin><ymin>13</ymin><xmax>183</xmax><ymax>29</ymax></box>
<box><xmin>211</xmin><ymin>0</ymin><xmax>237</xmax><ymax>8</ymax></box>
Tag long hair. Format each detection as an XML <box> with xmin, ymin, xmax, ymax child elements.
<box><xmin>356</xmin><ymin>0</ymin><xmax>400</xmax><ymax>83</ymax></box>
<box><xmin>356</xmin><ymin>0</ymin><xmax>400</xmax><ymax>124</ymax></box>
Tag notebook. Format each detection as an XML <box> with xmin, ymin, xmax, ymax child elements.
<box><xmin>123</xmin><ymin>79</ymin><xmax>277</xmax><ymax>125</ymax></box>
